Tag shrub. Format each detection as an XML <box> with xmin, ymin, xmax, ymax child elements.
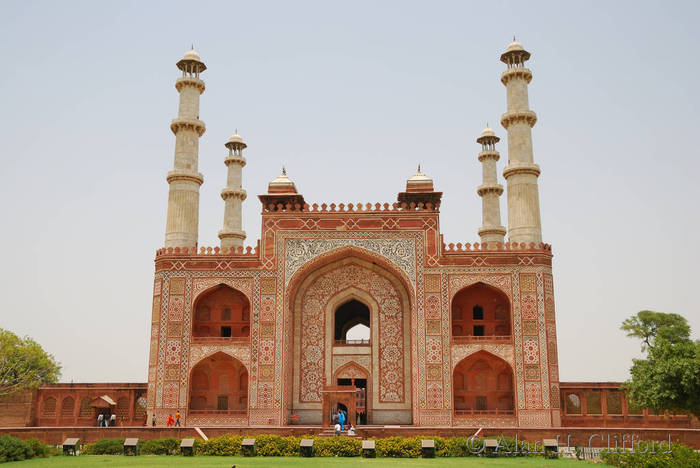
<box><xmin>82</xmin><ymin>438</ymin><xmax>124</xmax><ymax>455</ymax></box>
<box><xmin>601</xmin><ymin>441</ymin><xmax>700</xmax><ymax>468</ymax></box>
<box><xmin>253</xmin><ymin>435</ymin><xmax>301</xmax><ymax>456</ymax></box>
<box><xmin>139</xmin><ymin>437</ymin><xmax>181</xmax><ymax>455</ymax></box>
<box><xmin>196</xmin><ymin>435</ymin><xmax>243</xmax><ymax>456</ymax></box>
<box><xmin>25</xmin><ymin>438</ymin><xmax>56</xmax><ymax>458</ymax></box>
<box><xmin>313</xmin><ymin>437</ymin><xmax>361</xmax><ymax>457</ymax></box>
<box><xmin>0</xmin><ymin>435</ymin><xmax>33</xmax><ymax>463</ymax></box>
<box><xmin>375</xmin><ymin>436</ymin><xmax>422</xmax><ymax>458</ymax></box>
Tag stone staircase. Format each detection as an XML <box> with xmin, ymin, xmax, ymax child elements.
<box><xmin>317</xmin><ymin>428</ymin><xmax>362</xmax><ymax>439</ymax></box>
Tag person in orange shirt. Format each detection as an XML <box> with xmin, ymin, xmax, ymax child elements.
<box><xmin>166</xmin><ymin>414</ymin><xmax>174</xmax><ymax>427</ymax></box>
<box><xmin>175</xmin><ymin>410</ymin><xmax>181</xmax><ymax>427</ymax></box>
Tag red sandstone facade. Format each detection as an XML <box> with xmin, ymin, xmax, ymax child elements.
<box><xmin>145</xmin><ymin>196</ymin><xmax>561</xmax><ymax>428</ymax></box>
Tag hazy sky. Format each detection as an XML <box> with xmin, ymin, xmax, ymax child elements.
<box><xmin>1</xmin><ymin>1</ymin><xmax>698</xmax><ymax>384</ymax></box>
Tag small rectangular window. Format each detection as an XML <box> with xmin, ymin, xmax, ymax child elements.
<box><xmin>221</xmin><ymin>308</ymin><xmax>231</xmax><ymax>321</ymax></box>
<box><xmin>472</xmin><ymin>306</ymin><xmax>484</xmax><ymax>320</ymax></box>
<box><xmin>476</xmin><ymin>396</ymin><xmax>487</xmax><ymax>410</ymax></box>
<box><xmin>473</xmin><ymin>325</ymin><xmax>484</xmax><ymax>336</ymax></box>
<box><xmin>217</xmin><ymin>396</ymin><xmax>228</xmax><ymax>411</ymax></box>
<box><xmin>221</xmin><ymin>326</ymin><xmax>232</xmax><ymax>337</ymax></box>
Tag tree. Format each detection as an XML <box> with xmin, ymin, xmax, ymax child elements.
<box><xmin>621</xmin><ymin>310</ymin><xmax>690</xmax><ymax>351</ymax></box>
<box><xmin>625</xmin><ymin>338</ymin><xmax>700</xmax><ymax>418</ymax></box>
<box><xmin>621</xmin><ymin>311</ymin><xmax>700</xmax><ymax>418</ymax></box>
<box><xmin>0</xmin><ymin>329</ymin><xmax>61</xmax><ymax>397</ymax></box>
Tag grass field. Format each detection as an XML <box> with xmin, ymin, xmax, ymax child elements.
<box><xmin>3</xmin><ymin>455</ymin><xmax>595</xmax><ymax>467</ymax></box>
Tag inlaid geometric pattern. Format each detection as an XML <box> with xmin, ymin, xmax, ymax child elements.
<box><xmin>169</xmin><ymin>277</ymin><xmax>186</xmax><ymax>295</ymax></box>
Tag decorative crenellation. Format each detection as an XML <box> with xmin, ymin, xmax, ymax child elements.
<box><xmin>156</xmin><ymin>245</ymin><xmax>259</xmax><ymax>257</ymax></box>
<box><xmin>442</xmin><ymin>241</ymin><xmax>551</xmax><ymax>253</ymax></box>
<box><xmin>263</xmin><ymin>201</ymin><xmax>440</xmax><ymax>213</ymax></box>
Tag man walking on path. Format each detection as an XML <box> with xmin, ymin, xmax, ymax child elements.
<box><xmin>175</xmin><ymin>410</ymin><xmax>181</xmax><ymax>427</ymax></box>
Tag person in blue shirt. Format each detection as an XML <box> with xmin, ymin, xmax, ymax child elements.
<box><xmin>337</xmin><ymin>409</ymin><xmax>346</xmax><ymax>431</ymax></box>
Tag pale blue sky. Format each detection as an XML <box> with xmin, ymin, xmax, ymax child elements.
<box><xmin>1</xmin><ymin>1</ymin><xmax>698</xmax><ymax>383</ymax></box>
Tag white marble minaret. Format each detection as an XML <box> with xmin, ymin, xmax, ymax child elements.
<box><xmin>164</xmin><ymin>48</ymin><xmax>206</xmax><ymax>249</ymax></box>
<box><xmin>476</xmin><ymin>125</ymin><xmax>506</xmax><ymax>245</ymax></box>
<box><xmin>218</xmin><ymin>132</ymin><xmax>247</xmax><ymax>251</ymax></box>
<box><xmin>500</xmin><ymin>40</ymin><xmax>542</xmax><ymax>244</ymax></box>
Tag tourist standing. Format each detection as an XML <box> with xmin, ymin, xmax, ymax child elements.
<box><xmin>175</xmin><ymin>410</ymin><xmax>181</xmax><ymax>427</ymax></box>
<box><xmin>337</xmin><ymin>409</ymin><xmax>346</xmax><ymax>431</ymax></box>
<box><xmin>151</xmin><ymin>414</ymin><xmax>156</xmax><ymax>427</ymax></box>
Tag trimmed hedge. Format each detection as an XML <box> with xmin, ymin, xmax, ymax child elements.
<box><xmin>601</xmin><ymin>441</ymin><xmax>700</xmax><ymax>468</ymax></box>
<box><xmin>83</xmin><ymin>438</ymin><xmax>124</xmax><ymax>455</ymax></box>
<box><xmin>77</xmin><ymin>434</ymin><xmax>543</xmax><ymax>458</ymax></box>
<box><xmin>0</xmin><ymin>435</ymin><xmax>56</xmax><ymax>463</ymax></box>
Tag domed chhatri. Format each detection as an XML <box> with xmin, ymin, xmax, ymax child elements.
<box><xmin>500</xmin><ymin>38</ymin><xmax>531</xmax><ymax>64</ymax></box>
<box><xmin>226</xmin><ymin>132</ymin><xmax>246</xmax><ymax>149</ymax></box>
<box><xmin>477</xmin><ymin>125</ymin><xmax>500</xmax><ymax>144</ymax></box>
<box><xmin>177</xmin><ymin>47</ymin><xmax>207</xmax><ymax>73</ymax></box>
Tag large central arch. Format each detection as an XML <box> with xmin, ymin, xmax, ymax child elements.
<box><xmin>286</xmin><ymin>252</ymin><xmax>413</xmax><ymax>425</ymax></box>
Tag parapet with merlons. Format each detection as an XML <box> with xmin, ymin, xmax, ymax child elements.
<box><xmin>440</xmin><ymin>240</ymin><xmax>553</xmax><ymax>267</ymax></box>
<box><xmin>261</xmin><ymin>201</ymin><xmax>440</xmax><ymax>213</ymax></box>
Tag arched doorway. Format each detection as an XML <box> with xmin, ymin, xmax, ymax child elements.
<box><xmin>451</xmin><ymin>282</ymin><xmax>511</xmax><ymax>342</ymax></box>
<box><xmin>188</xmin><ymin>352</ymin><xmax>248</xmax><ymax>416</ymax></box>
<box><xmin>334</xmin><ymin>299</ymin><xmax>370</xmax><ymax>345</ymax></box>
<box><xmin>333</xmin><ymin>362</ymin><xmax>370</xmax><ymax>425</ymax></box>
<box><xmin>192</xmin><ymin>285</ymin><xmax>250</xmax><ymax>342</ymax></box>
<box><xmin>453</xmin><ymin>351</ymin><xmax>514</xmax><ymax>417</ymax></box>
<box><xmin>287</xmin><ymin>255</ymin><xmax>413</xmax><ymax>425</ymax></box>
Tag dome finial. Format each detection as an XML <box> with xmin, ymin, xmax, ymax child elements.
<box><xmin>282</xmin><ymin>166</ymin><xmax>286</xmax><ymax>176</ymax></box>
<box><xmin>417</xmin><ymin>164</ymin><xmax>421</xmax><ymax>173</ymax></box>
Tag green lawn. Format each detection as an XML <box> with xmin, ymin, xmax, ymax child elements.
<box><xmin>4</xmin><ymin>455</ymin><xmax>596</xmax><ymax>467</ymax></box>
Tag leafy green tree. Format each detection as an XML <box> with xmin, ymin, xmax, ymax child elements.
<box><xmin>621</xmin><ymin>311</ymin><xmax>700</xmax><ymax>417</ymax></box>
<box><xmin>625</xmin><ymin>338</ymin><xmax>700</xmax><ymax>418</ymax></box>
<box><xmin>621</xmin><ymin>310</ymin><xmax>690</xmax><ymax>350</ymax></box>
<box><xmin>0</xmin><ymin>329</ymin><xmax>61</xmax><ymax>397</ymax></box>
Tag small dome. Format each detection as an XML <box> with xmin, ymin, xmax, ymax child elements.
<box><xmin>227</xmin><ymin>133</ymin><xmax>244</xmax><ymax>144</ymax></box>
<box><xmin>480</xmin><ymin>126</ymin><xmax>495</xmax><ymax>138</ymax></box>
<box><xmin>268</xmin><ymin>168</ymin><xmax>297</xmax><ymax>193</ymax></box>
<box><xmin>505</xmin><ymin>40</ymin><xmax>523</xmax><ymax>53</ymax></box>
<box><xmin>405</xmin><ymin>165</ymin><xmax>435</xmax><ymax>193</ymax></box>
<box><xmin>183</xmin><ymin>48</ymin><xmax>202</xmax><ymax>62</ymax></box>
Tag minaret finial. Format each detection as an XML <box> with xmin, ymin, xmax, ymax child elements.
<box><xmin>417</xmin><ymin>164</ymin><xmax>421</xmax><ymax>173</ymax></box>
<box><xmin>282</xmin><ymin>166</ymin><xmax>286</xmax><ymax>176</ymax></box>
<box><xmin>235</xmin><ymin>128</ymin><xmax>238</xmax><ymax>134</ymax></box>
<box><xmin>513</xmin><ymin>35</ymin><xmax>516</xmax><ymax>41</ymax></box>
<box><xmin>191</xmin><ymin>43</ymin><xmax>194</xmax><ymax>50</ymax></box>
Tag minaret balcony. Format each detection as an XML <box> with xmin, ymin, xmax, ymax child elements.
<box><xmin>500</xmin><ymin>110</ymin><xmax>537</xmax><ymax>129</ymax></box>
<box><xmin>175</xmin><ymin>76</ymin><xmax>205</xmax><ymax>93</ymax></box>
<box><xmin>500</xmin><ymin>67</ymin><xmax>532</xmax><ymax>85</ymax></box>
<box><xmin>170</xmin><ymin>118</ymin><xmax>206</xmax><ymax>136</ymax></box>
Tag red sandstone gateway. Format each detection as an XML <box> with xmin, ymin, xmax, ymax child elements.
<box><xmin>1</xmin><ymin>41</ymin><xmax>697</xmax><ymax>447</ymax></box>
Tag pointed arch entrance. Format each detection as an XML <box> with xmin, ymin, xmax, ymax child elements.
<box><xmin>188</xmin><ymin>352</ymin><xmax>248</xmax><ymax>417</ymax></box>
<box><xmin>287</xmin><ymin>254</ymin><xmax>413</xmax><ymax>425</ymax></box>
<box><xmin>453</xmin><ymin>350</ymin><xmax>514</xmax><ymax>418</ymax></box>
